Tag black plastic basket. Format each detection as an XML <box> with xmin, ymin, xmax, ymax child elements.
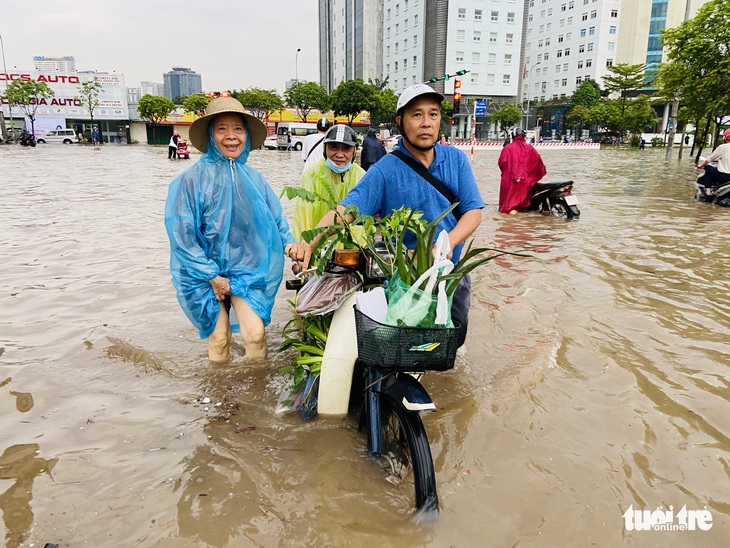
<box><xmin>353</xmin><ymin>307</ymin><xmax>458</xmax><ymax>372</ymax></box>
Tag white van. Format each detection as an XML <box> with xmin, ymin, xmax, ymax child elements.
<box><xmin>276</xmin><ymin>122</ymin><xmax>318</xmax><ymax>150</ymax></box>
<box><xmin>37</xmin><ymin>128</ymin><xmax>77</xmax><ymax>144</ymax></box>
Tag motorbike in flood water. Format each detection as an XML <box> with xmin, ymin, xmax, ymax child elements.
<box><xmin>521</xmin><ymin>180</ymin><xmax>581</xmax><ymax>219</ymax></box>
<box><xmin>695</xmin><ymin>161</ymin><xmax>730</xmax><ymax>208</ymax></box>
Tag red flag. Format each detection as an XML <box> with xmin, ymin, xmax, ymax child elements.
<box><xmin>523</xmin><ymin>63</ymin><xmax>528</xmax><ymax>80</ymax></box>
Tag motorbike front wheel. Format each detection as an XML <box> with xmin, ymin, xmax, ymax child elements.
<box><xmin>379</xmin><ymin>395</ymin><xmax>438</xmax><ymax>512</ymax></box>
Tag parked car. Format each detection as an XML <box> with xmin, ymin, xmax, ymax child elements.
<box><xmin>36</xmin><ymin>128</ymin><xmax>77</xmax><ymax>144</ymax></box>
<box><xmin>264</xmin><ymin>134</ymin><xmax>279</xmax><ymax>150</ymax></box>
<box><xmin>384</xmin><ymin>135</ymin><xmax>401</xmax><ymax>151</ymax></box>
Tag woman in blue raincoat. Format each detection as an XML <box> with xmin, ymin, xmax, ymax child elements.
<box><xmin>165</xmin><ymin>96</ymin><xmax>298</xmax><ymax>363</ymax></box>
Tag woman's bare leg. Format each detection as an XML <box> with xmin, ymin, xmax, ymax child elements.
<box><xmin>231</xmin><ymin>296</ymin><xmax>267</xmax><ymax>358</ymax></box>
<box><xmin>207</xmin><ymin>305</ymin><xmax>232</xmax><ymax>364</ymax></box>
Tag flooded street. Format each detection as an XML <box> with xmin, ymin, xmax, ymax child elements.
<box><xmin>1</xmin><ymin>142</ymin><xmax>728</xmax><ymax>547</ymax></box>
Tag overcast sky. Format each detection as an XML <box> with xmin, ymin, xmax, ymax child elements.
<box><xmin>1</xmin><ymin>1</ymin><xmax>321</xmax><ymax>93</ymax></box>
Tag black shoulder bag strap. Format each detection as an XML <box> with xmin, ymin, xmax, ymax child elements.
<box><xmin>304</xmin><ymin>136</ymin><xmax>325</xmax><ymax>162</ymax></box>
<box><xmin>391</xmin><ymin>149</ymin><xmax>462</xmax><ymax>221</ymax></box>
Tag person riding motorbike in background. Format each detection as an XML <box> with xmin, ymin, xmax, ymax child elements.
<box><xmin>497</xmin><ymin>127</ymin><xmax>547</xmax><ymax>214</ymax></box>
<box><xmin>292</xmin><ymin>124</ymin><xmax>365</xmax><ymax>241</ymax></box>
<box><xmin>698</xmin><ymin>128</ymin><xmax>730</xmax><ymax>193</ymax></box>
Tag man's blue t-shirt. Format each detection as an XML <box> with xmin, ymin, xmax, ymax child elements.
<box><xmin>340</xmin><ymin>142</ymin><xmax>485</xmax><ymax>263</ymax></box>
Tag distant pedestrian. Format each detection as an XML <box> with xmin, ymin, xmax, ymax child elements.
<box><xmin>286</xmin><ymin>131</ymin><xmax>293</xmax><ymax>151</ymax></box>
<box><xmin>168</xmin><ymin>131</ymin><xmax>180</xmax><ymax>160</ymax></box>
<box><xmin>359</xmin><ymin>127</ymin><xmax>386</xmax><ymax>171</ymax></box>
<box><xmin>301</xmin><ymin>118</ymin><xmax>331</xmax><ymax>172</ymax></box>
<box><xmin>684</xmin><ymin>135</ymin><xmax>690</xmax><ymax>145</ymax></box>
<box><xmin>639</xmin><ymin>138</ymin><xmax>646</xmax><ymax>150</ymax></box>
<box><xmin>91</xmin><ymin>127</ymin><xmax>101</xmax><ymax>149</ymax></box>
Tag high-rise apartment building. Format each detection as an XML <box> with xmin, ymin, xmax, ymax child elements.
<box><xmin>319</xmin><ymin>0</ymin><xmax>383</xmax><ymax>92</ymax></box>
<box><xmin>520</xmin><ymin>0</ymin><xmax>622</xmax><ymax>104</ymax></box>
<box><xmin>141</xmin><ymin>81</ymin><xmax>165</xmax><ymax>97</ymax></box>
<box><xmin>163</xmin><ymin>67</ymin><xmax>203</xmax><ymax>100</ymax></box>
<box><xmin>33</xmin><ymin>56</ymin><xmax>76</xmax><ymax>72</ymax></box>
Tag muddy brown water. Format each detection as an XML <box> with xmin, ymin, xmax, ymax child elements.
<box><xmin>1</xmin><ymin>143</ymin><xmax>728</xmax><ymax>547</ymax></box>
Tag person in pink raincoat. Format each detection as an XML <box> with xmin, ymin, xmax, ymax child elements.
<box><xmin>498</xmin><ymin>127</ymin><xmax>547</xmax><ymax>214</ymax></box>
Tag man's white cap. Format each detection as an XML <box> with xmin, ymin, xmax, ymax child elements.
<box><xmin>396</xmin><ymin>83</ymin><xmax>445</xmax><ymax>112</ymax></box>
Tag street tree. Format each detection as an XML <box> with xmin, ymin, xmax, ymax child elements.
<box><xmin>624</xmin><ymin>95</ymin><xmax>659</xmax><ymax>138</ymax></box>
<box><xmin>138</xmin><ymin>94</ymin><xmax>176</xmax><ymax>144</ymax></box>
<box><xmin>330</xmin><ymin>79</ymin><xmax>376</xmax><ymax>125</ymax></box>
<box><xmin>285</xmin><ymin>82</ymin><xmax>330</xmax><ymax>123</ymax></box>
<box><xmin>4</xmin><ymin>79</ymin><xmax>55</xmax><ymax>137</ymax></box>
<box><xmin>567</xmin><ymin>105</ymin><xmax>592</xmax><ymax>137</ymax></box>
<box><xmin>602</xmin><ymin>63</ymin><xmax>646</xmax><ymax>141</ymax></box>
<box><xmin>571</xmin><ymin>80</ymin><xmax>602</xmax><ymax>108</ymax></box>
<box><xmin>656</xmin><ymin>0</ymin><xmax>730</xmax><ymax>158</ymax></box>
<box><xmin>491</xmin><ymin>104</ymin><xmax>523</xmax><ymax>134</ymax></box>
<box><xmin>588</xmin><ymin>100</ymin><xmax>622</xmax><ymax>135</ymax></box>
<box><xmin>182</xmin><ymin>94</ymin><xmax>210</xmax><ymax>117</ymax></box>
<box><xmin>235</xmin><ymin>87</ymin><xmax>284</xmax><ymax>124</ymax></box>
<box><xmin>76</xmin><ymin>78</ymin><xmax>104</xmax><ymax>139</ymax></box>
<box><xmin>368</xmin><ymin>87</ymin><xmax>398</xmax><ymax>129</ymax></box>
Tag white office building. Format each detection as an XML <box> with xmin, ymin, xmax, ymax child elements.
<box><xmin>520</xmin><ymin>0</ymin><xmax>621</xmax><ymax>103</ymax></box>
<box><xmin>33</xmin><ymin>56</ymin><xmax>77</xmax><ymax>72</ymax></box>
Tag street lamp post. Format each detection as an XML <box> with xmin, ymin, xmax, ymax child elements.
<box><xmin>0</xmin><ymin>33</ymin><xmax>16</xmax><ymax>144</ymax></box>
<box><xmin>295</xmin><ymin>48</ymin><xmax>301</xmax><ymax>83</ymax></box>
<box><xmin>525</xmin><ymin>62</ymin><xmax>541</xmax><ymax>130</ymax></box>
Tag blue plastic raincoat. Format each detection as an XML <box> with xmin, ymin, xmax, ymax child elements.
<box><xmin>165</xmin><ymin>125</ymin><xmax>295</xmax><ymax>338</ymax></box>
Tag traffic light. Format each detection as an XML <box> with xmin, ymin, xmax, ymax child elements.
<box><xmin>444</xmin><ymin>74</ymin><xmax>450</xmax><ymax>81</ymax></box>
<box><xmin>456</xmin><ymin>69</ymin><xmax>468</xmax><ymax>76</ymax></box>
<box><xmin>429</xmin><ymin>77</ymin><xmax>438</xmax><ymax>83</ymax></box>
<box><xmin>450</xmin><ymin>118</ymin><xmax>455</xmax><ymax>125</ymax></box>
<box><xmin>446</xmin><ymin>109</ymin><xmax>453</xmax><ymax>117</ymax></box>
<box><xmin>453</xmin><ymin>79</ymin><xmax>462</xmax><ymax>114</ymax></box>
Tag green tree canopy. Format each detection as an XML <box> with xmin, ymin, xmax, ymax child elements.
<box><xmin>571</xmin><ymin>80</ymin><xmax>601</xmax><ymax>108</ymax></box>
<box><xmin>567</xmin><ymin>104</ymin><xmax>592</xmax><ymax>136</ymax></box>
<box><xmin>76</xmin><ymin>78</ymin><xmax>104</xmax><ymax>134</ymax></box>
<box><xmin>3</xmin><ymin>79</ymin><xmax>55</xmax><ymax>136</ymax></box>
<box><xmin>368</xmin><ymin>87</ymin><xmax>398</xmax><ymax>128</ymax></box>
<box><xmin>285</xmin><ymin>82</ymin><xmax>330</xmax><ymax>122</ymax></box>
<box><xmin>182</xmin><ymin>94</ymin><xmax>210</xmax><ymax>117</ymax></box>
<box><xmin>330</xmin><ymin>79</ymin><xmax>376</xmax><ymax>125</ymax></box>
<box><xmin>235</xmin><ymin>87</ymin><xmax>284</xmax><ymax>123</ymax></box>
<box><xmin>138</xmin><ymin>94</ymin><xmax>176</xmax><ymax>125</ymax></box>
<box><xmin>624</xmin><ymin>95</ymin><xmax>659</xmax><ymax>137</ymax></box>
<box><xmin>602</xmin><ymin>63</ymin><xmax>646</xmax><ymax>139</ymax></box>
<box><xmin>656</xmin><ymin>0</ymin><xmax>730</xmax><ymax>153</ymax></box>
<box><xmin>588</xmin><ymin>100</ymin><xmax>622</xmax><ymax>133</ymax></box>
<box><xmin>491</xmin><ymin>105</ymin><xmax>523</xmax><ymax>132</ymax></box>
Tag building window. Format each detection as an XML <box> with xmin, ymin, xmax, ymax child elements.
<box><xmin>537</xmin><ymin>54</ymin><xmax>543</xmax><ymax>62</ymax></box>
<box><xmin>503</xmin><ymin>74</ymin><xmax>511</xmax><ymax>84</ymax></box>
<box><xmin>386</xmin><ymin>63</ymin><xmax>390</xmax><ymax>74</ymax></box>
<box><xmin>475</xmin><ymin>9</ymin><xmax>482</xmax><ymax>20</ymax></box>
<box><xmin>395</xmin><ymin>43</ymin><xmax>399</xmax><ymax>53</ymax></box>
<box><xmin>562</xmin><ymin>79</ymin><xmax>568</xmax><ymax>86</ymax></box>
<box><xmin>488</xmin><ymin>52</ymin><xmax>496</xmax><ymax>64</ymax></box>
<box><xmin>561</xmin><ymin>3</ymin><xmax>566</xmax><ymax>11</ymax></box>
<box><xmin>567</xmin><ymin>16</ymin><xmax>573</xmax><ymax>24</ymax></box>
<box><xmin>395</xmin><ymin>61</ymin><xmax>399</xmax><ymax>71</ymax></box>
<box><xmin>457</xmin><ymin>29</ymin><xmax>465</xmax><ymax>41</ymax></box>
<box><xmin>488</xmin><ymin>73</ymin><xmax>495</xmax><ymax>84</ymax></box>
<box><xmin>589</xmin><ymin>26</ymin><xmax>595</xmax><ymax>35</ymax></box>
<box><xmin>611</xmin><ymin>9</ymin><xmax>618</xmax><ymax>17</ymax></box>
<box><xmin>414</xmin><ymin>14</ymin><xmax>418</xmax><ymax>26</ymax></box>
<box><xmin>587</xmin><ymin>42</ymin><xmax>593</xmax><ymax>51</ymax></box>
<box><xmin>404</xmin><ymin>38</ymin><xmax>408</xmax><ymax>49</ymax></box>
<box><xmin>580</xmin><ymin>28</ymin><xmax>586</xmax><ymax>37</ymax></box>
<box><xmin>555</xmin><ymin>64</ymin><xmax>561</xmax><ymax>73</ymax></box>
<box><xmin>576</xmin><ymin>76</ymin><xmax>582</xmax><ymax>84</ymax></box>
<box><xmin>557</xmin><ymin>50</ymin><xmax>563</xmax><ymax>58</ymax></box>
<box><xmin>544</xmin><ymin>52</ymin><xmax>549</xmax><ymax>60</ymax></box>
<box><xmin>505</xmin><ymin>53</ymin><xmax>512</xmax><ymax>64</ymax></box>
<box><xmin>545</xmin><ymin>38</ymin><xmax>551</xmax><ymax>46</ymax></box>
<box><xmin>473</xmin><ymin>52</ymin><xmax>481</xmax><ymax>63</ymax></box>
<box><xmin>471</xmin><ymin>73</ymin><xmax>479</xmax><ymax>84</ymax></box>
<box><xmin>590</xmin><ymin>10</ymin><xmax>596</xmax><ymax>18</ymax></box>
<box><xmin>387</xmin><ymin>8</ymin><xmax>391</xmax><ymax>19</ymax></box>
<box><xmin>566</xmin><ymin>32</ymin><xmax>571</xmax><ymax>40</ymax></box>
<box><xmin>606</xmin><ymin>59</ymin><xmax>613</xmax><ymax>67</ymax></box>
<box><xmin>560</xmin><ymin>18</ymin><xmax>565</xmax><ymax>27</ymax></box>
<box><xmin>507</xmin><ymin>12</ymin><xmax>515</xmax><ymax>23</ymax></box>
<box><xmin>396</xmin><ymin>3</ymin><xmax>400</xmax><ymax>15</ymax></box>
<box><xmin>540</xmin><ymin>24</ymin><xmax>545</xmax><ymax>33</ymax></box>
<box><xmin>609</xmin><ymin>25</ymin><xmax>616</xmax><ymax>34</ymax></box>
<box><xmin>456</xmin><ymin>51</ymin><xmax>464</xmax><ymax>62</ymax></box>
<box><xmin>563</xmin><ymin>63</ymin><xmax>569</xmax><ymax>71</ymax></box>
<box><xmin>413</xmin><ymin>55</ymin><xmax>417</xmax><ymax>67</ymax></box>
<box><xmin>403</xmin><ymin>77</ymin><xmax>407</xmax><ymax>87</ymax></box>
<box><xmin>564</xmin><ymin>48</ymin><xmax>570</xmax><ymax>56</ymax></box>
<box><xmin>569</xmin><ymin>1</ymin><xmax>574</xmax><ymax>8</ymax></box>
<box><xmin>581</xmin><ymin>12</ymin><xmax>588</xmax><ymax>21</ymax></box>
<box><xmin>548</xmin><ymin>8</ymin><xmax>553</xmax><ymax>16</ymax></box>
<box><xmin>458</xmin><ymin>7</ymin><xmax>466</xmax><ymax>19</ymax></box>
<box><xmin>586</xmin><ymin>59</ymin><xmax>592</xmax><ymax>67</ymax></box>
<box><xmin>547</xmin><ymin>22</ymin><xmax>552</xmax><ymax>31</ymax></box>
<box><xmin>558</xmin><ymin>34</ymin><xmax>564</xmax><ymax>42</ymax></box>
<box><xmin>577</xmin><ymin>60</ymin><xmax>583</xmax><ymax>68</ymax></box>
<box><xmin>413</xmin><ymin>75</ymin><xmax>417</xmax><ymax>84</ymax></box>
<box><xmin>538</xmin><ymin>39</ymin><xmax>544</xmax><ymax>47</ymax></box>
<box><xmin>578</xmin><ymin>44</ymin><xmax>585</xmax><ymax>53</ymax></box>
<box><xmin>414</xmin><ymin>35</ymin><xmax>418</xmax><ymax>46</ymax></box>
<box><xmin>474</xmin><ymin>31</ymin><xmax>482</xmax><ymax>42</ymax></box>
<box><xmin>554</xmin><ymin>79</ymin><xmax>560</xmax><ymax>87</ymax></box>
<box><xmin>608</xmin><ymin>42</ymin><xmax>615</xmax><ymax>51</ymax></box>
<box><xmin>387</xmin><ymin>27</ymin><xmax>391</xmax><ymax>38</ymax></box>
<box><xmin>491</xmin><ymin>32</ymin><xmax>498</xmax><ymax>43</ymax></box>
<box><xmin>506</xmin><ymin>33</ymin><xmax>514</xmax><ymax>43</ymax></box>
<box><xmin>396</xmin><ymin>23</ymin><xmax>399</xmax><ymax>34</ymax></box>
<box><xmin>387</xmin><ymin>45</ymin><xmax>391</xmax><ymax>56</ymax></box>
